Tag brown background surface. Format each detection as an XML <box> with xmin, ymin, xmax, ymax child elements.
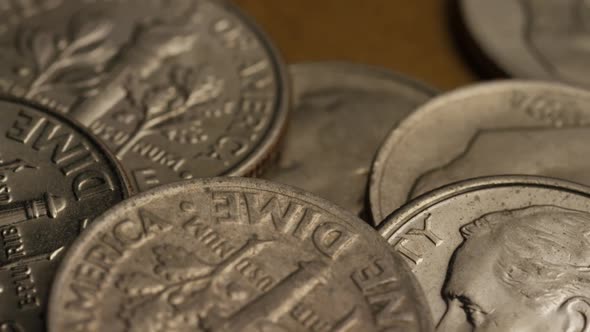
<box><xmin>234</xmin><ymin>0</ymin><xmax>478</xmax><ymax>91</ymax></box>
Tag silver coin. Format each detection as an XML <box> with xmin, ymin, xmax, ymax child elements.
<box><xmin>370</xmin><ymin>81</ymin><xmax>590</xmax><ymax>223</ymax></box>
<box><xmin>264</xmin><ymin>62</ymin><xmax>436</xmax><ymax>221</ymax></box>
<box><xmin>379</xmin><ymin>176</ymin><xmax>590</xmax><ymax>331</ymax></box>
<box><xmin>459</xmin><ymin>0</ymin><xmax>590</xmax><ymax>86</ymax></box>
<box><xmin>0</xmin><ymin>96</ymin><xmax>129</xmax><ymax>331</ymax></box>
<box><xmin>49</xmin><ymin>178</ymin><xmax>433</xmax><ymax>332</ymax></box>
<box><xmin>0</xmin><ymin>0</ymin><xmax>289</xmax><ymax>191</ymax></box>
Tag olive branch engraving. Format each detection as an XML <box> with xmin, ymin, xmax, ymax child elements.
<box><xmin>17</xmin><ymin>13</ymin><xmax>117</xmax><ymax>99</ymax></box>
<box><xmin>116</xmin><ymin>244</ymin><xmax>216</xmax><ymax>331</ymax></box>
<box><xmin>115</xmin><ymin>65</ymin><xmax>224</xmax><ymax>158</ymax></box>
<box><xmin>115</xmin><ymin>237</ymin><xmax>273</xmax><ymax>331</ymax></box>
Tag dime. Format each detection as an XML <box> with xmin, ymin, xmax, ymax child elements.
<box><xmin>49</xmin><ymin>178</ymin><xmax>433</xmax><ymax>332</ymax></box>
<box><xmin>459</xmin><ymin>0</ymin><xmax>590</xmax><ymax>87</ymax></box>
<box><xmin>378</xmin><ymin>176</ymin><xmax>590</xmax><ymax>331</ymax></box>
<box><xmin>369</xmin><ymin>81</ymin><xmax>590</xmax><ymax>222</ymax></box>
<box><xmin>264</xmin><ymin>62</ymin><xmax>435</xmax><ymax>221</ymax></box>
<box><xmin>0</xmin><ymin>96</ymin><xmax>129</xmax><ymax>331</ymax></box>
<box><xmin>0</xmin><ymin>0</ymin><xmax>289</xmax><ymax>191</ymax></box>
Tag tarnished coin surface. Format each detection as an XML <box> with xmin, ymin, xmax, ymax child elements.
<box><xmin>49</xmin><ymin>178</ymin><xmax>433</xmax><ymax>332</ymax></box>
<box><xmin>0</xmin><ymin>0</ymin><xmax>289</xmax><ymax>191</ymax></box>
<box><xmin>370</xmin><ymin>81</ymin><xmax>590</xmax><ymax>222</ymax></box>
<box><xmin>0</xmin><ymin>96</ymin><xmax>129</xmax><ymax>331</ymax></box>
<box><xmin>379</xmin><ymin>176</ymin><xmax>590</xmax><ymax>331</ymax></box>
<box><xmin>264</xmin><ymin>62</ymin><xmax>435</xmax><ymax>221</ymax></box>
<box><xmin>459</xmin><ymin>0</ymin><xmax>590</xmax><ymax>86</ymax></box>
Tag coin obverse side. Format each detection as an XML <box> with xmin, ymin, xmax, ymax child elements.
<box><xmin>0</xmin><ymin>96</ymin><xmax>129</xmax><ymax>331</ymax></box>
<box><xmin>459</xmin><ymin>0</ymin><xmax>590</xmax><ymax>87</ymax></box>
<box><xmin>370</xmin><ymin>81</ymin><xmax>590</xmax><ymax>222</ymax></box>
<box><xmin>49</xmin><ymin>178</ymin><xmax>434</xmax><ymax>332</ymax></box>
<box><xmin>379</xmin><ymin>176</ymin><xmax>590</xmax><ymax>331</ymax></box>
<box><xmin>0</xmin><ymin>0</ymin><xmax>289</xmax><ymax>192</ymax></box>
<box><xmin>264</xmin><ymin>62</ymin><xmax>436</xmax><ymax>221</ymax></box>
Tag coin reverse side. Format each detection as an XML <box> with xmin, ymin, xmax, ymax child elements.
<box><xmin>459</xmin><ymin>0</ymin><xmax>590</xmax><ymax>87</ymax></box>
<box><xmin>0</xmin><ymin>96</ymin><xmax>129</xmax><ymax>331</ymax></box>
<box><xmin>264</xmin><ymin>62</ymin><xmax>435</xmax><ymax>221</ymax></box>
<box><xmin>49</xmin><ymin>178</ymin><xmax>433</xmax><ymax>332</ymax></box>
<box><xmin>0</xmin><ymin>0</ymin><xmax>289</xmax><ymax>191</ymax></box>
<box><xmin>378</xmin><ymin>176</ymin><xmax>590</xmax><ymax>331</ymax></box>
<box><xmin>370</xmin><ymin>81</ymin><xmax>590</xmax><ymax>222</ymax></box>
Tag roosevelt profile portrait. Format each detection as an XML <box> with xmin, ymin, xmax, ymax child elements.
<box><xmin>437</xmin><ymin>205</ymin><xmax>590</xmax><ymax>331</ymax></box>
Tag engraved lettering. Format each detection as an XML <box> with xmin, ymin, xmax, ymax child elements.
<box><xmin>6</xmin><ymin>110</ymin><xmax>44</xmax><ymax>144</ymax></box>
<box><xmin>235</xmin><ymin>257</ymin><xmax>275</xmax><ymax>292</ymax></box>
<box><xmin>183</xmin><ymin>216</ymin><xmax>236</xmax><ymax>259</ymax></box>
<box><xmin>73</xmin><ymin>170</ymin><xmax>115</xmax><ymax>201</ymax></box>
<box><xmin>212</xmin><ymin>191</ymin><xmax>242</xmax><ymax>223</ymax></box>
<box><xmin>353</xmin><ymin>259</ymin><xmax>416</xmax><ymax>328</ymax></box>
<box><xmin>131</xmin><ymin>140</ymin><xmax>186</xmax><ymax>172</ymax></box>
<box><xmin>312</xmin><ymin>222</ymin><xmax>356</xmax><ymax>259</ymax></box>
<box><xmin>111</xmin><ymin>209</ymin><xmax>172</xmax><ymax>248</ymax></box>
<box><xmin>1</xmin><ymin>226</ymin><xmax>25</xmax><ymax>260</ymax></box>
<box><xmin>402</xmin><ymin>214</ymin><xmax>442</xmax><ymax>246</ymax></box>
<box><xmin>10</xmin><ymin>265</ymin><xmax>39</xmax><ymax>310</ymax></box>
<box><xmin>244</xmin><ymin>193</ymin><xmax>306</xmax><ymax>233</ymax></box>
<box><xmin>132</xmin><ymin>168</ymin><xmax>160</xmax><ymax>192</ymax></box>
<box><xmin>394</xmin><ymin>239</ymin><xmax>423</xmax><ymax>266</ymax></box>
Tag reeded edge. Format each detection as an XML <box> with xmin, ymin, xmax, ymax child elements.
<box><xmin>288</xmin><ymin>61</ymin><xmax>440</xmax><ymax>98</ymax></box>
<box><xmin>0</xmin><ymin>92</ymin><xmax>134</xmax><ymax>197</ymax></box>
<box><xmin>49</xmin><ymin>177</ymin><xmax>433</xmax><ymax>332</ymax></box>
<box><xmin>217</xmin><ymin>0</ymin><xmax>291</xmax><ymax>178</ymax></box>
<box><xmin>378</xmin><ymin>175</ymin><xmax>590</xmax><ymax>242</ymax></box>
<box><xmin>368</xmin><ymin>79</ymin><xmax>590</xmax><ymax>224</ymax></box>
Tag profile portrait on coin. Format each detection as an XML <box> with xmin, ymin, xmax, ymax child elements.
<box><xmin>437</xmin><ymin>205</ymin><xmax>590</xmax><ymax>331</ymax></box>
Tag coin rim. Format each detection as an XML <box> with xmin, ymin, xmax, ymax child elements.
<box><xmin>216</xmin><ymin>0</ymin><xmax>291</xmax><ymax>178</ymax></box>
<box><xmin>368</xmin><ymin>80</ymin><xmax>590</xmax><ymax>223</ymax></box>
<box><xmin>0</xmin><ymin>92</ymin><xmax>133</xmax><ymax>196</ymax></box>
<box><xmin>378</xmin><ymin>175</ymin><xmax>590</xmax><ymax>241</ymax></box>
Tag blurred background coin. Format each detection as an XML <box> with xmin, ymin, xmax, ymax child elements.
<box><xmin>379</xmin><ymin>176</ymin><xmax>590</xmax><ymax>331</ymax></box>
<box><xmin>370</xmin><ymin>81</ymin><xmax>590</xmax><ymax>223</ymax></box>
<box><xmin>0</xmin><ymin>0</ymin><xmax>289</xmax><ymax>192</ymax></box>
<box><xmin>264</xmin><ymin>62</ymin><xmax>436</xmax><ymax>222</ymax></box>
<box><xmin>0</xmin><ymin>96</ymin><xmax>129</xmax><ymax>331</ymax></box>
<box><xmin>459</xmin><ymin>0</ymin><xmax>590</xmax><ymax>87</ymax></box>
<box><xmin>49</xmin><ymin>178</ymin><xmax>433</xmax><ymax>332</ymax></box>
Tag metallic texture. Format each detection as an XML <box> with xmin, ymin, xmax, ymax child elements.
<box><xmin>49</xmin><ymin>178</ymin><xmax>433</xmax><ymax>332</ymax></box>
<box><xmin>264</xmin><ymin>62</ymin><xmax>435</xmax><ymax>221</ymax></box>
<box><xmin>370</xmin><ymin>81</ymin><xmax>590</xmax><ymax>223</ymax></box>
<box><xmin>460</xmin><ymin>0</ymin><xmax>590</xmax><ymax>87</ymax></box>
<box><xmin>0</xmin><ymin>0</ymin><xmax>289</xmax><ymax>191</ymax></box>
<box><xmin>379</xmin><ymin>176</ymin><xmax>590</xmax><ymax>331</ymax></box>
<box><xmin>0</xmin><ymin>95</ymin><xmax>129</xmax><ymax>331</ymax></box>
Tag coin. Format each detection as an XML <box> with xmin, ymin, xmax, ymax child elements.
<box><xmin>49</xmin><ymin>178</ymin><xmax>434</xmax><ymax>332</ymax></box>
<box><xmin>264</xmin><ymin>62</ymin><xmax>436</xmax><ymax>221</ymax></box>
<box><xmin>458</xmin><ymin>0</ymin><xmax>590</xmax><ymax>87</ymax></box>
<box><xmin>0</xmin><ymin>95</ymin><xmax>129</xmax><ymax>331</ymax></box>
<box><xmin>369</xmin><ymin>81</ymin><xmax>590</xmax><ymax>223</ymax></box>
<box><xmin>0</xmin><ymin>0</ymin><xmax>289</xmax><ymax>191</ymax></box>
<box><xmin>378</xmin><ymin>176</ymin><xmax>590</xmax><ymax>331</ymax></box>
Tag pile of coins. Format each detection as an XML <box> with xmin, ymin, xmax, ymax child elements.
<box><xmin>1</xmin><ymin>0</ymin><xmax>589</xmax><ymax>331</ymax></box>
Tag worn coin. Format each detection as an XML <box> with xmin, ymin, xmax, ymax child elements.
<box><xmin>49</xmin><ymin>177</ymin><xmax>433</xmax><ymax>332</ymax></box>
<box><xmin>370</xmin><ymin>81</ymin><xmax>590</xmax><ymax>222</ymax></box>
<box><xmin>379</xmin><ymin>176</ymin><xmax>590</xmax><ymax>331</ymax></box>
<box><xmin>264</xmin><ymin>62</ymin><xmax>435</xmax><ymax>221</ymax></box>
<box><xmin>0</xmin><ymin>0</ymin><xmax>289</xmax><ymax>191</ymax></box>
<box><xmin>0</xmin><ymin>96</ymin><xmax>129</xmax><ymax>331</ymax></box>
<box><xmin>459</xmin><ymin>0</ymin><xmax>590</xmax><ymax>86</ymax></box>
